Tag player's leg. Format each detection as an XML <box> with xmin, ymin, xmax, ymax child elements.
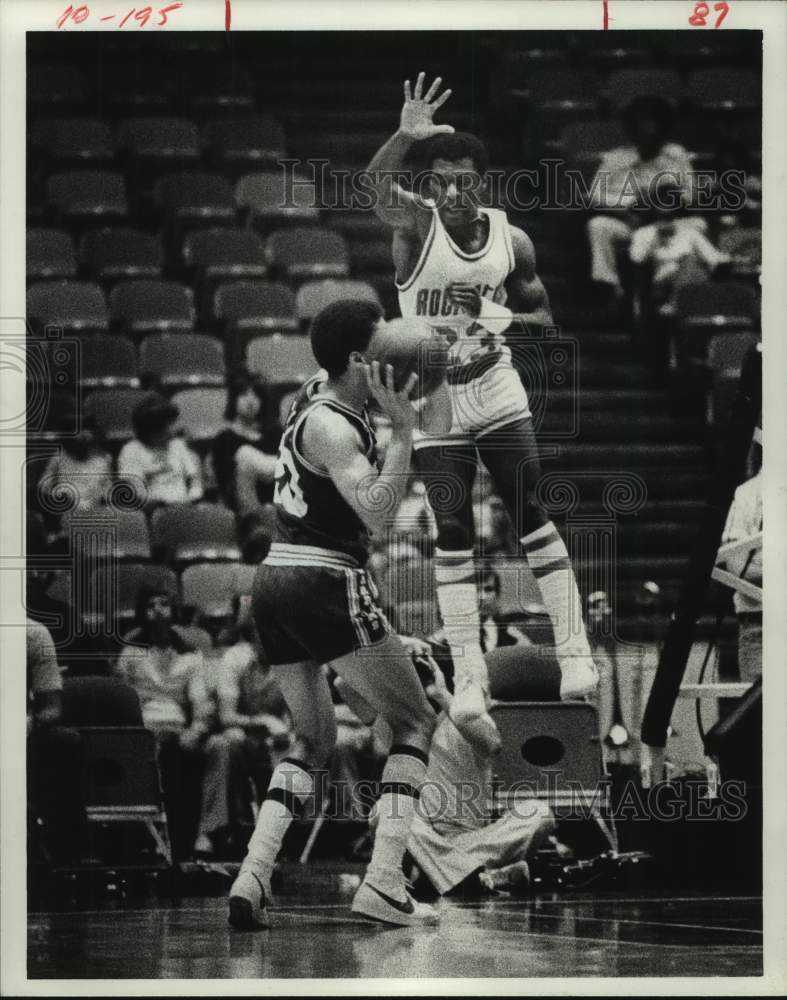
<box><xmin>229</xmin><ymin>657</ymin><xmax>336</xmax><ymax>930</ymax></box>
<box><xmin>477</xmin><ymin>416</ymin><xmax>598</xmax><ymax>698</ymax></box>
<box><xmin>415</xmin><ymin>442</ymin><xmax>494</xmax><ymax>725</ymax></box>
<box><xmin>330</xmin><ymin>633</ymin><xmax>439</xmax><ymax>924</ymax></box>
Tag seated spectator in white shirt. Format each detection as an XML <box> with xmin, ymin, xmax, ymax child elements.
<box><xmin>38</xmin><ymin>414</ymin><xmax>112</xmax><ymax>532</ymax></box>
<box><xmin>118</xmin><ymin>392</ymin><xmax>203</xmax><ymax>512</ymax></box>
<box><xmin>630</xmin><ymin>182</ymin><xmax>730</xmax><ymax>318</ymax></box>
<box><xmin>116</xmin><ymin>585</ymin><xmax>241</xmax><ymax>859</ymax></box>
<box><xmin>586</xmin><ymin>97</ymin><xmax>696</xmax><ymax>304</ymax></box>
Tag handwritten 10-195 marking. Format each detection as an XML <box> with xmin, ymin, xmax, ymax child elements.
<box><xmin>56</xmin><ymin>2</ymin><xmax>184</xmax><ymax>28</ymax></box>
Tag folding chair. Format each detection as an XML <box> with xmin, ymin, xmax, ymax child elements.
<box><xmin>704</xmin><ymin>332</ymin><xmax>760</xmax><ymax>427</ymax></box>
<box><xmin>266</xmin><ymin>227</ymin><xmax>350</xmax><ymax>282</ymax></box>
<box><xmin>110</xmin><ymin>279</ymin><xmax>195</xmax><ymax>336</ymax></box>
<box><xmin>180</xmin><ymin>562</ymin><xmax>244</xmax><ymax>621</ymax></box>
<box><xmin>519</xmin><ymin>66</ymin><xmax>603</xmax><ymax>112</ymax></box>
<box><xmin>489</xmin><ymin>700</ymin><xmax>618</xmax><ymax>852</ymax></box>
<box><xmin>155</xmin><ymin>172</ymin><xmax>236</xmax><ymax>229</ymax></box>
<box><xmin>77</xmin><ymin>727</ymin><xmax>174</xmax><ymax>869</ymax></box>
<box><xmin>214</xmin><ymin>280</ymin><xmax>298</xmax><ymax>334</ymax></box>
<box><xmin>79</xmin><ymin>334</ymin><xmax>139</xmax><ymax>389</ymax></box>
<box><xmin>139</xmin><ymin>333</ymin><xmax>225</xmax><ymax>388</ymax></box>
<box><xmin>81</xmin><ymin>228</ymin><xmax>164</xmax><ymax>283</ymax></box>
<box><xmin>27</xmin><ymin>280</ymin><xmax>108</xmax><ymax>334</ymax></box>
<box><xmin>28</xmin><ymin>63</ymin><xmax>88</xmax><ymax>111</ymax></box>
<box><xmin>114</xmin><ymin>510</ymin><xmax>152</xmax><ymax>562</ymax></box>
<box><xmin>27</xmin><ymin>228</ymin><xmax>77</xmax><ymax>282</ymax></box>
<box><xmin>687</xmin><ymin>69</ymin><xmax>761</xmax><ymax>111</ymax></box>
<box><xmin>187</xmin><ymin>64</ymin><xmax>256</xmax><ymax>114</ymax></box>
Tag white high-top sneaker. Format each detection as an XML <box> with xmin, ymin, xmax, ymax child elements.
<box><xmin>228</xmin><ymin>869</ymin><xmax>272</xmax><ymax>930</ymax></box>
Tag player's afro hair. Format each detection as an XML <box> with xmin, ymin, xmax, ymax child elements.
<box><xmin>422</xmin><ymin>131</ymin><xmax>489</xmax><ymax>175</ymax></box>
<box><xmin>310</xmin><ymin>299</ymin><xmax>384</xmax><ymax>379</ymax></box>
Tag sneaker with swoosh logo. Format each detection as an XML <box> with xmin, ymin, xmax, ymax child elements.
<box><xmin>351</xmin><ymin>879</ymin><xmax>440</xmax><ymax>926</ymax></box>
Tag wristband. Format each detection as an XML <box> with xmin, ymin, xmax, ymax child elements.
<box><xmin>477</xmin><ymin>297</ymin><xmax>514</xmax><ymax>335</ymax></box>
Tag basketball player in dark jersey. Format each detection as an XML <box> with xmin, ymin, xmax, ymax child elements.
<box><xmin>366</xmin><ymin>73</ymin><xmax>598</xmax><ymax>735</ymax></box>
<box><xmin>229</xmin><ymin>300</ymin><xmax>452</xmax><ymax>929</ymax></box>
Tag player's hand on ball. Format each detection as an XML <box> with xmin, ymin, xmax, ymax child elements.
<box><xmin>400</xmin><ymin>72</ymin><xmax>454</xmax><ymax>140</ymax></box>
<box><xmin>447</xmin><ymin>282</ymin><xmax>482</xmax><ymax>318</ymax></box>
<box><xmin>364</xmin><ymin>360</ymin><xmax>419</xmax><ymax>434</ymax></box>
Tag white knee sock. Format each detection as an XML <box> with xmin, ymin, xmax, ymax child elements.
<box><xmin>520</xmin><ymin>522</ymin><xmax>592</xmax><ymax>665</ymax></box>
<box><xmin>366</xmin><ymin>746</ymin><xmax>428</xmax><ymax>897</ymax></box>
<box><xmin>241</xmin><ymin>758</ymin><xmax>314</xmax><ymax>881</ymax></box>
<box><xmin>434</xmin><ymin>548</ymin><xmax>488</xmax><ymax>689</ymax></box>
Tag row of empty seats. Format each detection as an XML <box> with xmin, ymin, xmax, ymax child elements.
<box><xmin>27</xmin><ymin>276</ymin><xmax>382</xmax><ymax>335</ymax></box>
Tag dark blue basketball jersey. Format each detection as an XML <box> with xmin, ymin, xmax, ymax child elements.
<box><xmin>271</xmin><ymin>375</ymin><xmax>378</xmax><ymax>564</ymax></box>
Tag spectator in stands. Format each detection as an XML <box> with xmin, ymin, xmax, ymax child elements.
<box><xmin>430</xmin><ymin>565</ymin><xmax>531</xmax><ymax>655</ymax></box>
<box><xmin>118</xmin><ymin>392</ymin><xmax>203</xmax><ymax>512</ymax></box>
<box><xmin>630</xmin><ymin>179</ymin><xmax>730</xmax><ymax>319</ymax></box>
<box><xmin>27</xmin><ymin>617</ymin><xmax>88</xmax><ymax>865</ymax></box>
<box><xmin>586</xmin><ymin>97</ymin><xmax>694</xmax><ymax>311</ymax></box>
<box><xmin>721</xmin><ymin>443</ymin><xmax>762</xmax><ymax>683</ymax></box>
<box><xmin>37</xmin><ymin>413</ymin><xmax>112</xmax><ymax>536</ymax></box>
<box><xmin>212</xmin><ymin>596</ymin><xmax>292</xmax><ymax>809</ymax></box>
<box><xmin>211</xmin><ymin>373</ymin><xmax>278</xmax><ymax>538</ymax></box>
<box><xmin>115</xmin><ymin>584</ymin><xmax>242</xmax><ymax>859</ymax></box>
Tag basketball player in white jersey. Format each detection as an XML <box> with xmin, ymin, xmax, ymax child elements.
<box><xmin>366</xmin><ymin>73</ymin><xmax>598</xmax><ymax>731</ymax></box>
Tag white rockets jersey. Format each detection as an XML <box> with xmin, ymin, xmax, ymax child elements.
<box><xmin>396</xmin><ymin>204</ymin><xmax>516</xmax><ymax>368</ymax></box>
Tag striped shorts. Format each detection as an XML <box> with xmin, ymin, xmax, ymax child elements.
<box><xmin>252</xmin><ymin>542</ymin><xmax>392</xmax><ymax>665</ymax></box>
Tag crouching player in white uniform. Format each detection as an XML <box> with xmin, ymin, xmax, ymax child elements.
<box><xmin>337</xmin><ymin>657</ymin><xmax>555</xmax><ymax>898</ymax></box>
<box><xmin>366</xmin><ymin>74</ymin><xmax>598</xmax><ymax>742</ymax></box>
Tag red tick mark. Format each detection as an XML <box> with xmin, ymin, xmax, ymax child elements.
<box><xmin>100</xmin><ymin>13</ymin><xmax>114</xmax><ymax>18</ymax></box>
<box><xmin>225</xmin><ymin>0</ymin><xmax>231</xmax><ymax>30</ymax></box>
<box><xmin>602</xmin><ymin>0</ymin><xmax>610</xmax><ymax>29</ymax></box>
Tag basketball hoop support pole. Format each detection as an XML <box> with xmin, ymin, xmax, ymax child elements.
<box><xmin>641</xmin><ymin>343</ymin><xmax>761</xmax><ymax>752</ymax></box>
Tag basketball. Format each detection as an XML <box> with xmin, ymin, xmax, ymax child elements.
<box><xmin>367</xmin><ymin>318</ymin><xmax>449</xmax><ymax>398</ymax></box>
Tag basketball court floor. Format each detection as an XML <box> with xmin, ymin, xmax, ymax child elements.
<box><xmin>28</xmin><ymin>863</ymin><xmax>763</xmax><ymax>980</ymax></box>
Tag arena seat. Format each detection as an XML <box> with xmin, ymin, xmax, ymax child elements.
<box><xmin>676</xmin><ymin>281</ymin><xmax>759</xmax><ymax>332</ymax></box>
<box><xmin>110</xmin><ymin>279</ymin><xmax>195</xmax><ymax>336</ymax></box>
<box><xmin>47</xmin><ymin>170</ymin><xmax>128</xmax><ymax>224</ymax></box>
<box><xmin>26</xmin><ymin>228</ymin><xmax>77</xmax><ymax>282</ymax></box>
<box><xmin>560</xmin><ymin>120</ymin><xmax>628</xmax><ymax>162</ymax></box>
<box><xmin>246</xmin><ymin>334</ymin><xmax>318</xmax><ymax>386</ymax></box>
<box><xmin>295</xmin><ymin>279</ymin><xmax>382</xmax><ymax>323</ymax></box>
<box><xmin>114</xmin><ymin>510</ymin><xmax>152</xmax><ymax>562</ymax></box>
<box><xmin>718</xmin><ymin>227</ymin><xmax>762</xmax><ymax>279</ymax></box>
<box><xmin>187</xmin><ymin>64</ymin><xmax>256</xmax><ymax>113</ymax></box>
<box><xmin>180</xmin><ymin>562</ymin><xmax>248</xmax><ymax>621</ymax></box>
<box><xmin>606</xmin><ymin>68</ymin><xmax>684</xmax><ymax>109</ymax></box>
<box><xmin>182</xmin><ymin>228</ymin><xmax>268</xmax><ymax>282</ymax></box>
<box><xmin>116</xmin><ymin>116</ymin><xmax>202</xmax><ymax>164</ymax></box>
<box><xmin>81</xmin><ymin>228</ymin><xmax>164</xmax><ymax>283</ymax></box>
<box><xmin>235</xmin><ymin>171</ymin><xmax>320</xmax><ymax>229</ymax></box>
<box><xmin>79</xmin><ymin>334</ymin><xmax>139</xmax><ymax>389</ymax></box>
<box><xmin>214</xmin><ymin>280</ymin><xmax>298</xmax><ymax>331</ymax></box>
<box><xmin>29</xmin><ymin>116</ymin><xmax>115</xmax><ymax>165</ymax></box>
<box><xmin>203</xmin><ymin>115</ymin><xmax>286</xmax><ymax>170</ymax></box>
<box><xmin>171</xmin><ymin>387</ymin><xmax>228</xmax><ymax>445</ymax></box>
<box><xmin>150</xmin><ymin>502</ymin><xmax>241</xmax><ymax>566</ymax></box>
<box><xmin>83</xmin><ymin>387</ymin><xmax>148</xmax><ymax>445</ymax></box>
<box><xmin>28</xmin><ymin>63</ymin><xmax>88</xmax><ymax>111</ymax></box>
<box><xmin>85</xmin><ymin>562</ymin><xmax>179</xmax><ymax>623</ymax></box>
<box><xmin>61</xmin><ymin>676</ymin><xmax>143</xmax><ymax>727</ymax></box>
<box><xmin>154</xmin><ymin>172</ymin><xmax>237</xmax><ymax>230</ymax></box>
<box><xmin>517</xmin><ymin>66</ymin><xmax>603</xmax><ymax>112</ymax></box>
<box><xmin>27</xmin><ymin>280</ymin><xmax>108</xmax><ymax>334</ymax></box>
<box><xmin>139</xmin><ymin>333</ymin><xmax>225</xmax><ymax>388</ymax></box>
<box><xmin>266</xmin><ymin>227</ymin><xmax>350</xmax><ymax>282</ymax></box>
<box><xmin>704</xmin><ymin>331</ymin><xmax>760</xmax><ymax>428</ymax></box>
<box><xmin>687</xmin><ymin>69</ymin><xmax>761</xmax><ymax>111</ymax></box>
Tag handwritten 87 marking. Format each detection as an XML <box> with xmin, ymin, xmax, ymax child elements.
<box><xmin>57</xmin><ymin>3</ymin><xmax>184</xmax><ymax>28</ymax></box>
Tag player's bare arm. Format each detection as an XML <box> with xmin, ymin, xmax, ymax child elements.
<box><xmin>302</xmin><ymin>363</ymin><xmax>419</xmax><ymax>537</ymax></box>
<box><xmin>366</xmin><ymin>72</ymin><xmax>454</xmax><ymax>229</ymax></box>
